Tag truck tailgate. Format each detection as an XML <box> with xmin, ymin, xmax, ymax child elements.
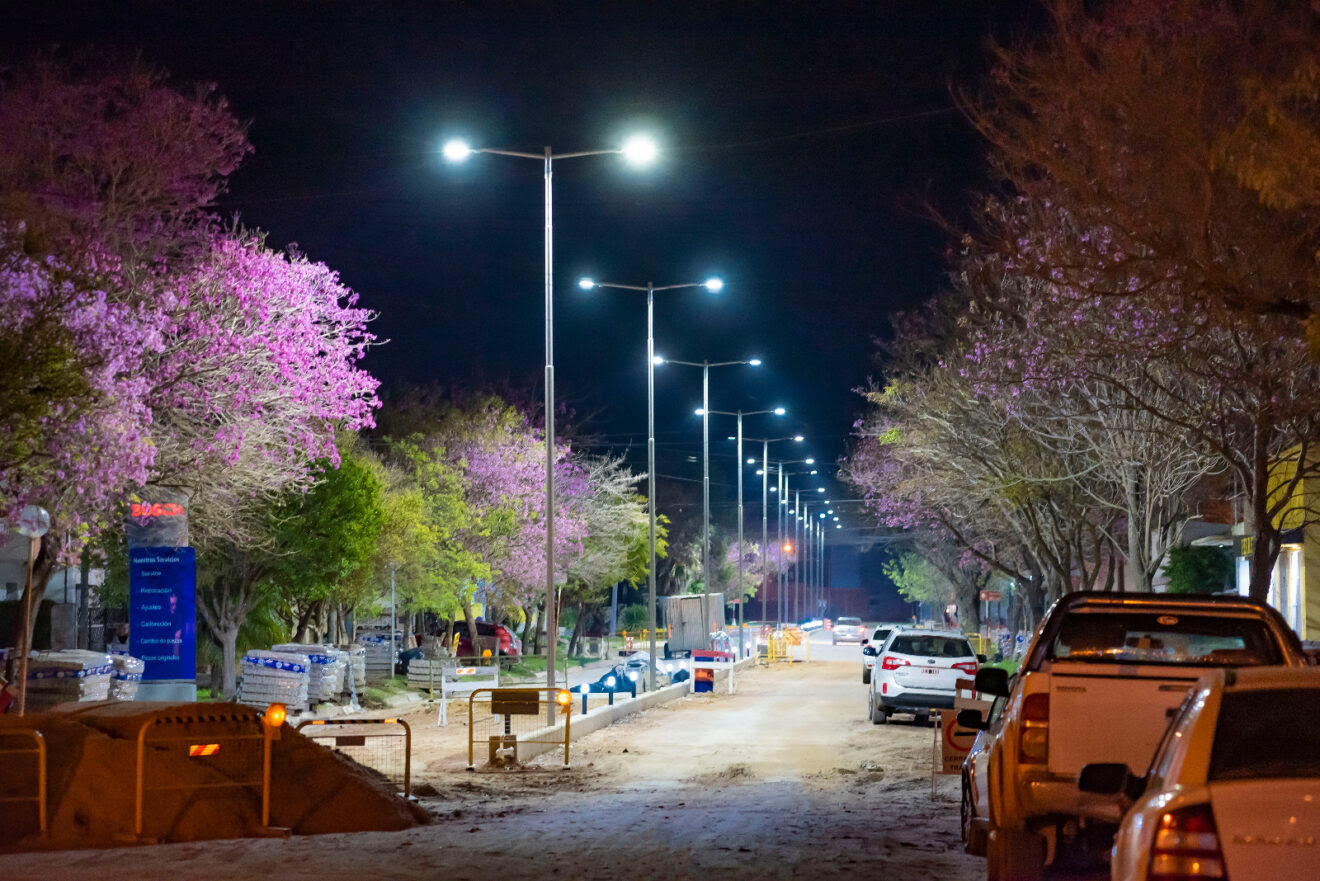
<box><xmin>1046</xmin><ymin>667</ymin><xmax>1200</xmax><ymax>777</ymax></box>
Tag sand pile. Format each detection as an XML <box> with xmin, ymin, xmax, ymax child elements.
<box><xmin>0</xmin><ymin>701</ymin><xmax>427</xmax><ymax>853</ymax></box>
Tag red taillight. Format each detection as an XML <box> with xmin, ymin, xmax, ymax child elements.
<box><xmin>952</xmin><ymin>661</ymin><xmax>979</xmax><ymax>674</ymax></box>
<box><xmin>1019</xmin><ymin>692</ymin><xmax>1049</xmax><ymax>764</ymax></box>
<box><xmin>1148</xmin><ymin>804</ymin><xmax>1225</xmax><ymax>881</ymax></box>
<box><xmin>881</xmin><ymin>655</ymin><xmax>910</xmax><ymax>670</ymax></box>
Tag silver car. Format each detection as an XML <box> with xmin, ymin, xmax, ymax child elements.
<box><xmin>867</xmin><ymin>628</ymin><xmax>980</xmax><ymax>725</ymax></box>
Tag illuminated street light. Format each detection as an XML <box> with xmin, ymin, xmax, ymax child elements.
<box><xmin>579</xmin><ymin>276</ymin><xmax>724</xmax><ymax>687</ymax></box>
<box><xmin>443</xmin><ymin>133</ymin><xmax>657</xmax><ymax>721</ymax></box>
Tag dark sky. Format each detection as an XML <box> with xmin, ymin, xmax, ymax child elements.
<box><xmin>4</xmin><ymin>1</ymin><xmax>1036</xmax><ymax>592</ymax></box>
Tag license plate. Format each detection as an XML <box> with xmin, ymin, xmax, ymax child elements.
<box><xmin>921</xmin><ymin>667</ymin><xmax>939</xmax><ymax>675</ymax></box>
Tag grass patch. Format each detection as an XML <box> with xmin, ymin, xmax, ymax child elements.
<box><xmin>505</xmin><ymin>654</ymin><xmax>596</xmax><ymax>679</ymax></box>
<box><xmin>984</xmin><ymin>656</ymin><xmax>1021</xmax><ymax>676</ymax></box>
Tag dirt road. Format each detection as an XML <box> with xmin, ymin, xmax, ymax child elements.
<box><xmin>2</xmin><ymin>653</ymin><xmax>1003</xmax><ymax>880</ymax></box>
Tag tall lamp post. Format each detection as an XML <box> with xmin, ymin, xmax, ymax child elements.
<box><xmin>579</xmin><ymin>277</ymin><xmax>723</xmax><ymax>689</ymax></box>
<box><xmin>698</xmin><ymin>406</ymin><xmax>786</xmax><ymax>658</ymax></box>
<box><xmin>748</xmin><ymin>436</ymin><xmax>803</xmax><ymax>627</ymax></box>
<box><xmin>442</xmin><ymin>135</ymin><xmax>658</xmax><ymax>714</ymax></box>
<box><xmin>776</xmin><ymin>463</ymin><xmax>817</xmax><ymax>625</ymax></box>
<box><xmin>795</xmin><ymin>488</ymin><xmax>823</xmax><ymax>621</ymax></box>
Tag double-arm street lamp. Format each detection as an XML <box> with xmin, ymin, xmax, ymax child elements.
<box><xmin>655</xmin><ymin>356</ymin><xmax>760</xmax><ymax>649</ymax></box>
<box><xmin>747</xmin><ymin>436</ymin><xmax>803</xmax><ymax>626</ymax></box>
<box><xmin>696</xmin><ymin>405</ymin><xmax>786</xmax><ymax>658</ymax></box>
<box><xmin>776</xmin><ymin>463</ymin><xmax>817</xmax><ymax>626</ymax></box>
<box><xmin>794</xmin><ymin>487</ymin><xmax>825</xmax><ymax>623</ymax></box>
<box><xmin>442</xmin><ymin>134</ymin><xmax>658</xmax><ymax>715</ymax></box>
<box><xmin>578</xmin><ymin>277</ymin><xmax>724</xmax><ymax>689</ymax></box>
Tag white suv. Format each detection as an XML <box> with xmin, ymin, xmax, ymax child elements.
<box><xmin>860</xmin><ymin>623</ymin><xmax>903</xmax><ymax>684</ymax></box>
<box><xmin>867</xmin><ymin>628</ymin><xmax>980</xmax><ymax>725</ymax></box>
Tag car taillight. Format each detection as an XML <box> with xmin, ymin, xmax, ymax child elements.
<box><xmin>881</xmin><ymin>655</ymin><xmax>910</xmax><ymax>670</ymax></box>
<box><xmin>952</xmin><ymin>661</ymin><xmax>978</xmax><ymax>674</ymax></box>
<box><xmin>1018</xmin><ymin>692</ymin><xmax>1049</xmax><ymax>764</ymax></box>
<box><xmin>1148</xmin><ymin>804</ymin><xmax>1225</xmax><ymax>881</ymax></box>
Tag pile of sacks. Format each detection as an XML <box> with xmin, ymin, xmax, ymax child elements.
<box><xmin>108</xmin><ymin>652</ymin><xmax>145</xmax><ymax>700</ymax></box>
<box><xmin>360</xmin><ymin>632</ymin><xmax>396</xmax><ymax>683</ymax></box>
<box><xmin>238</xmin><ymin>649</ymin><xmax>309</xmax><ymax>711</ymax></box>
<box><xmin>24</xmin><ymin>650</ymin><xmax>114</xmax><ymax>709</ymax></box>
<box><xmin>271</xmin><ymin>643</ymin><xmax>346</xmax><ymax>705</ymax></box>
<box><xmin>340</xmin><ymin>644</ymin><xmax>366</xmax><ymax>699</ymax></box>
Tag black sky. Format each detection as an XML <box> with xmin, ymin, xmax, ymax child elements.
<box><xmin>3</xmin><ymin>1</ymin><xmax>1037</xmax><ymax>577</ymax></box>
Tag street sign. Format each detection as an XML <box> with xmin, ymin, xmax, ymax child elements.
<box><xmin>979</xmin><ymin>590</ymin><xmax>1002</xmax><ymax>602</ymax></box>
<box><xmin>940</xmin><ymin>678</ymin><xmax>991</xmax><ymax>774</ymax></box>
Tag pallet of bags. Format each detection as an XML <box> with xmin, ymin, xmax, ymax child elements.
<box><xmin>25</xmin><ymin>650</ymin><xmax>114</xmax><ymax>709</ymax></box>
<box><xmin>360</xmin><ymin>633</ymin><xmax>396</xmax><ymax>683</ymax></box>
<box><xmin>271</xmin><ymin>643</ymin><xmax>343</xmax><ymax>705</ymax></box>
<box><xmin>107</xmin><ymin>652</ymin><xmax>144</xmax><ymax>700</ymax></box>
<box><xmin>406</xmin><ymin>657</ymin><xmax>455</xmax><ymax>693</ymax></box>
<box><xmin>238</xmin><ymin>649</ymin><xmax>310</xmax><ymax>711</ymax></box>
<box><xmin>339</xmin><ymin>644</ymin><xmax>366</xmax><ymax>697</ymax></box>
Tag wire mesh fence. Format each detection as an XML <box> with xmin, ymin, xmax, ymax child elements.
<box><xmin>467</xmin><ymin>687</ymin><xmax>571</xmax><ymax>770</ymax></box>
<box><xmin>296</xmin><ymin>718</ymin><xmax>411</xmax><ymax>796</ymax></box>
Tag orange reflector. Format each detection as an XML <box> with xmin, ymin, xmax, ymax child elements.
<box><xmin>189</xmin><ymin>743</ymin><xmax>220</xmax><ymax>757</ymax></box>
<box><xmin>265</xmin><ymin>703</ymin><xmax>287</xmax><ymax>728</ymax></box>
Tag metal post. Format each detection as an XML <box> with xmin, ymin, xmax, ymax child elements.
<box><xmin>700</xmin><ymin>362</ymin><xmax>710</xmax><ymax>648</ymax></box>
<box><xmin>794</xmin><ymin>490</ymin><xmax>802</xmax><ymax>625</ymax></box>
<box><xmin>390</xmin><ymin>565</ymin><xmax>397</xmax><ymax>679</ymax></box>
<box><xmin>15</xmin><ymin>536</ymin><xmax>37</xmax><ymax>715</ymax></box>
<box><xmin>736</xmin><ymin>412</ymin><xmax>745</xmax><ymax>659</ymax></box>
<box><xmin>543</xmin><ymin>146</ymin><xmax>558</xmax><ymax>723</ymax></box>
<box><xmin>777</xmin><ymin>465</ymin><xmax>786</xmax><ymax>628</ymax></box>
<box><xmin>761</xmin><ymin>442</ymin><xmax>769</xmax><ymax>628</ymax></box>
<box><xmin>646</xmin><ymin>283</ymin><xmax>658</xmax><ymax>691</ymax></box>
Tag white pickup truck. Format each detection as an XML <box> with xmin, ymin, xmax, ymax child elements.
<box><xmin>965</xmin><ymin>592</ymin><xmax>1306</xmax><ymax>881</ymax></box>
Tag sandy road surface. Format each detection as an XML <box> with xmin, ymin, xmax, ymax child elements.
<box><xmin>1</xmin><ymin>647</ymin><xmax>1102</xmax><ymax>881</ymax></box>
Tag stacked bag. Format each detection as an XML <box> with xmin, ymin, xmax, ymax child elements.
<box><xmin>360</xmin><ymin>632</ymin><xmax>396</xmax><ymax>683</ymax></box>
<box><xmin>341</xmin><ymin>644</ymin><xmax>366</xmax><ymax>698</ymax></box>
<box><xmin>271</xmin><ymin>643</ymin><xmax>345</xmax><ymax>705</ymax></box>
<box><xmin>107</xmin><ymin>652</ymin><xmax>144</xmax><ymax>700</ymax></box>
<box><xmin>24</xmin><ymin>650</ymin><xmax>114</xmax><ymax>709</ymax></box>
<box><xmin>238</xmin><ymin>649</ymin><xmax>310</xmax><ymax>711</ymax></box>
<box><xmin>406</xmin><ymin>657</ymin><xmax>455</xmax><ymax>693</ymax></box>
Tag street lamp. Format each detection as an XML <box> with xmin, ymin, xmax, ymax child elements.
<box><xmin>657</xmin><ymin>356</ymin><xmax>760</xmax><ymax>644</ymax></box>
<box><xmin>579</xmin><ymin>277</ymin><xmax>723</xmax><ymax>688</ymax></box>
<box><xmin>745</xmin><ymin>435</ymin><xmax>804</xmax><ymax>628</ymax></box>
<box><xmin>777</xmin><ymin>463</ymin><xmax>817</xmax><ymax>625</ymax></box>
<box><xmin>702</xmin><ymin>405</ymin><xmax>785</xmax><ymax>658</ymax></box>
<box><xmin>443</xmin><ymin>135</ymin><xmax>658</xmax><ymax>716</ymax></box>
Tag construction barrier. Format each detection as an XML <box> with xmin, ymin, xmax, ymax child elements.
<box><xmin>296</xmin><ymin>717</ymin><xmax>412</xmax><ymax>797</ymax></box>
<box><xmin>0</xmin><ymin>728</ymin><xmax>47</xmax><ymax>835</ymax></box>
<box><xmin>467</xmin><ymin>687</ymin><xmax>571</xmax><ymax>770</ymax></box>
<box><xmin>436</xmin><ymin>664</ymin><xmax>501</xmax><ymax>725</ymax></box>
<box><xmin>758</xmin><ymin>630</ymin><xmax>809</xmax><ymax>664</ymax></box>
<box><xmin>692</xmin><ymin>651</ymin><xmax>736</xmax><ymax>694</ymax></box>
<box><xmin>133</xmin><ymin>708</ymin><xmax>276</xmax><ymax>839</ymax></box>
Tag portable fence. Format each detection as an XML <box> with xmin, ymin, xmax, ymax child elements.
<box><xmin>296</xmin><ymin>717</ymin><xmax>412</xmax><ymax>797</ymax></box>
<box><xmin>467</xmin><ymin>687</ymin><xmax>572</xmax><ymax>770</ymax></box>
<box><xmin>0</xmin><ymin>728</ymin><xmax>47</xmax><ymax>835</ymax></box>
<box><xmin>133</xmin><ymin>708</ymin><xmax>277</xmax><ymax>839</ymax></box>
<box><xmin>435</xmin><ymin>665</ymin><xmax>501</xmax><ymax>725</ymax></box>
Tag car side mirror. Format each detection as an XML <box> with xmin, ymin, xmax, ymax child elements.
<box><xmin>977</xmin><ymin>654</ymin><xmax>987</xmax><ymax>664</ymax></box>
<box><xmin>861</xmin><ymin>639</ymin><xmax>868</xmax><ymax>646</ymax></box>
<box><xmin>974</xmin><ymin>667</ymin><xmax>1010</xmax><ymax>697</ymax></box>
<box><xmin>956</xmin><ymin>708</ymin><xmax>988</xmax><ymax>731</ymax></box>
<box><xmin>1078</xmin><ymin>763</ymin><xmax>1132</xmax><ymax>796</ymax></box>
<box><xmin>862</xmin><ymin>645</ymin><xmax>877</xmax><ymax>657</ymax></box>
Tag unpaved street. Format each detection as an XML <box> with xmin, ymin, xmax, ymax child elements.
<box><xmin>2</xmin><ymin>647</ymin><xmax>999</xmax><ymax>880</ymax></box>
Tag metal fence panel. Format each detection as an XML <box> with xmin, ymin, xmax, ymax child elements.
<box><xmin>296</xmin><ymin>718</ymin><xmax>411</xmax><ymax>796</ymax></box>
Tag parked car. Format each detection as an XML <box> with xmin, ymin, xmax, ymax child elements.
<box><xmin>960</xmin><ymin>688</ymin><xmax>1009</xmax><ymax>857</ymax></box>
<box><xmin>832</xmin><ymin>617</ymin><xmax>867</xmax><ymax>645</ymax></box>
<box><xmin>962</xmin><ymin>592</ymin><xmax>1306</xmax><ymax>881</ymax></box>
<box><xmin>1079</xmin><ymin>666</ymin><xmax>1320</xmax><ymax>881</ymax></box>
<box><xmin>867</xmin><ymin>628</ymin><xmax>981</xmax><ymax>726</ymax></box>
<box><xmin>456</xmin><ymin>620</ymin><xmax>522</xmax><ymax>659</ymax></box>
<box><xmin>861</xmin><ymin>623</ymin><xmax>904</xmax><ymax>684</ymax></box>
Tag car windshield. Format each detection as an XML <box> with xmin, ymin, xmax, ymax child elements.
<box><xmin>1047</xmin><ymin>612</ymin><xmax>1284</xmax><ymax>666</ymax></box>
<box><xmin>838</xmin><ymin>618</ymin><xmax>862</xmax><ymax>627</ymax></box>
<box><xmin>1209</xmin><ymin>689</ymin><xmax>1320</xmax><ymax>780</ymax></box>
<box><xmin>889</xmin><ymin>635</ymin><xmax>973</xmax><ymax>658</ymax></box>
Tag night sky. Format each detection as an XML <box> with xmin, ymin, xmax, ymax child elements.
<box><xmin>4</xmin><ymin>2</ymin><xmax>1037</xmax><ymax>607</ymax></box>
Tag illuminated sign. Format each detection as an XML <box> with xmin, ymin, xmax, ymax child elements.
<box><xmin>130</xmin><ymin>502</ymin><xmax>185</xmax><ymax>518</ymax></box>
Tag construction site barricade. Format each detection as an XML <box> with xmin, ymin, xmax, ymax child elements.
<box><xmin>691</xmin><ymin>651</ymin><xmax>736</xmax><ymax>694</ymax></box>
<box><xmin>296</xmin><ymin>717</ymin><xmax>412</xmax><ymax>797</ymax></box>
<box><xmin>133</xmin><ymin>708</ymin><xmax>276</xmax><ymax>839</ymax></box>
<box><xmin>467</xmin><ymin>687</ymin><xmax>571</xmax><ymax>770</ymax></box>
<box><xmin>436</xmin><ymin>664</ymin><xmax>500</xmax><ymax>725</ymax></box>
<box><xmin>0</xmin><ymin>728</ymin><xmax>47</xmax><ymax>835</ymax></box>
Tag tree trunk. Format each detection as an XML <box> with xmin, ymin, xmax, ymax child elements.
<box><xmin>461</xmin><ymin>600</ymin><xmax>480</xmax><ymax>658</ymax></box>
<box><xmin>567</xmin><ymin>602</ymin><xmax>586</xmax><ymax>656</ymax></box>
<box><xmin>1125</xmin><ymin>466</ymin><xmax>1151</xmax><ymax>591</ymax></box>
<box><xmin>219</xmin><ymin>625</ymin><xmax>239</xmax><ymax>697</ymax></box>
<box><xmin>1248</xmin><ymin>441</ymin><xmax>1282</xmax><ymax>603</ymax></box>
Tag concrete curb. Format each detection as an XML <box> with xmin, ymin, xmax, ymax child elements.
<box><xmin>501</xmin><ymin>654</ymin><xmax>761</xmax><ymax>765</ymax></box>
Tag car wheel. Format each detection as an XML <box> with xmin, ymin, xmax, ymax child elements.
<box><xmin>960</xmin><ymin>774</ymin><xmax>972</xmax><ymax>844</ymax></box>
<box><xmin>862</xmin><ymin>667</ymin><xmax>871</xmax><ymax>685</ymax></box>
<box><xmin>869</xmin><ymin>693</ymin><xmax>887</xmax><ymax>725</ymax></box>
<box><xmin>986</xmin><ymin>826</ymin><xmax>1044</xmax><ymax>881</ymax></box>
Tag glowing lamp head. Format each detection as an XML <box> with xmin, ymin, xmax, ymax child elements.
<box><xmin>578</xmin><ymin>277</ymin><xmax>596</xmax><ymax>290</ymax></box>
<box><xmin>605</xmin><ymin>675</ymin><xmax>617</xmax><ymax>688</ymax></box>
<box><xmin>621</xmin><ymin>135</ymin><xmax>659</xmax><ymax>166</ymax></box>
<box><xmin>556</xmin><ymin>689</ymin><xmax>572</xmax><ymax>707</ymax></box>
<box><xmin>747</xmin><ymin>458</ymin><xmax>756</xmax><ymax>464</ymax></box>
<box><xmin>783</xmin><ymin>542</ymin><xmax>793</xmax><ymax>553</ymax></box>
<box><xmin>264</xmin><ymin>703</ymin><xmax>287</xmax><ymax>729</ymax></box>
<box><xmin>442</xmin><ymin>139</ymin><xmax>473</xmax><ymax>162</ymax></box>
<box><xmin>748</xmin><ymin>358</ymin><xmax>762</xmax><ymax>366</ymax></box>
<box><xmin>793</xmin><ymin>435</ymin><xmax>804</xmax><ymax>442</ymax></box>
<box><xmin>695</xmin><ymin>408</ymin><xmax>706</xmax><ymax>416</ymax></box>
<box><xmin>703</xmin><ymin>277</ymin><xmax>724</xmax><ymax>293</ymax></box>
<box><xmin>804</xmin><ymin>458</ymin><xmax>815</xmax><ymax>465</ymax></box>
<box><xmin>773</xmin><ymin>407</ymin><xmax>786</xmax><ymax>415</ymax></box>
<box><xmin>652</xmin><ymin>355</ymin><xmax>665</xmax><ymax>365</ymax></box>
<box><xmin>816</xmin><ymin>487</ymin><xmax>824</xmax><ymax>492</ymax></box>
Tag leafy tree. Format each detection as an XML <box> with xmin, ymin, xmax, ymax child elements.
<box><xmin>1162</xmin><ymin>546</ymin><xmax>1233</xmax><ymax>595</ymax></box>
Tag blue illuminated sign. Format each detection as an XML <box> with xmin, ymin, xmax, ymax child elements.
<box><xmin>128</xmin><ymin>547</ymin><xmax>197</xmax><ymax>682</ymax></box>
